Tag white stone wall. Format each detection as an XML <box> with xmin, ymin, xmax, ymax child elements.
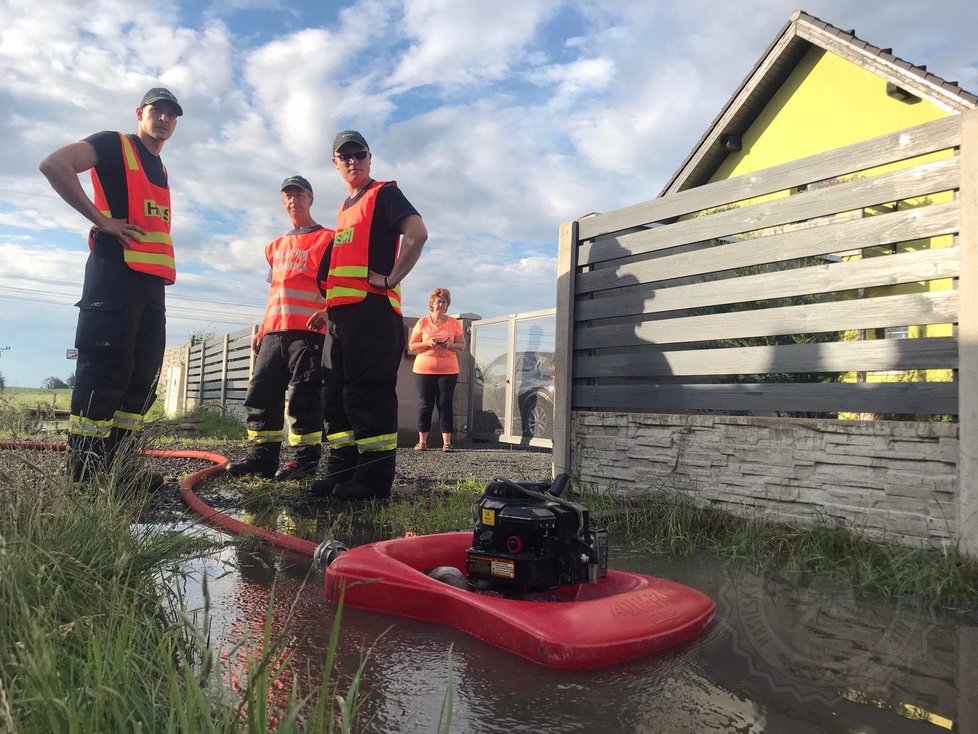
<box><xmin>572</xmin><ymin>412</ymin><xmax>959</xmax><ymax>549</ymax></box>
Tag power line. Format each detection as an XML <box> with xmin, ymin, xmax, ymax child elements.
<box><xmin>0</xmin><ymin>185</ymin><xmax>559</xmax><ymax>267</ymax></box>
<box><xmin>0</xmin><ymin>289</ymin><xmax>264</xmax><ymax>323</ymax></box>
<box><xmin>0</xmin><ymin>275</ymin><xmax>266</xmax><ymax>310</ymax></box>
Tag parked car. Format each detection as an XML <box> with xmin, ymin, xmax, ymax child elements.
<box><xmin>472</xmin><ymin>351</ymin><xmax>555</xmax><ymax>440</ymax></box>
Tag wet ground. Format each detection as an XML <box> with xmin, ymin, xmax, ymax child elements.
<box><xmin>143</xmin><ymin>443</ymin><xmax>554</xmax><ymax>521</ymax></box>
<box><xmin>183</xmin><ymin>537</ymin><xmax>974</xmax><ymax>734</ymax></box>
<box><xmin>4</xmin><ymin>441</ymin><xmax>976</xmax><ymax>732</ymax></box>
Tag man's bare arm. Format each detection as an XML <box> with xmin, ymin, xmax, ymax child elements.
<box><xmin>368</xmin><ymin>214</ymin><xmax>427</xmax><ymax>290</ymax></box>
<box><xmin>39</xmin><ymin>141</ymin><xmax>145</xmax><ymax>242</ymax></box>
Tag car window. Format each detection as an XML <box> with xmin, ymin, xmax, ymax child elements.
<box><xmin>484</xmin><ymin>359</ymin><xmax>508</xmax><ymax>382</ymax></box>
<box><xmin>517</xmin><ymin>352</ymin><xmax>554</xmax><ymax>375</ymax></box>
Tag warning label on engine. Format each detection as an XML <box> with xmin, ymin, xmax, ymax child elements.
<box><xmin>481</xmin><ymin>508</ymin><xmax>495</xmax><ymax>526</ymax></box>
<box><xmin>490</xmin><ymin>559</ymin><xmax>515</xmax><ymax>579</ymax></box>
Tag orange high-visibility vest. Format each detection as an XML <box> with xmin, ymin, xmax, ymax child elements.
<box><xmin>259</xmin><ymin>227</ymin><xmax>334</xmax><ymax>337</ymax></box>
<box><xmin>325</xmin><ymin>180</ymin><xmax>401</xmax><ymax>314</ymax></box>
<box><xmin>91</xmin><ymin>133</ymin><xmax>176</xmax><ymax>284</ymax></box>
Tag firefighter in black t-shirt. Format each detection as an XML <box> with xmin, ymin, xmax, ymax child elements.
<box><xmin>39</xmin><ymin>87</ymin><xmax>184</xmax><ymax>487</ymax></box>
<box><xmin>306</xmin><ymin>130</ymin><xmax>428</xmax><ymax>500</ymax></box>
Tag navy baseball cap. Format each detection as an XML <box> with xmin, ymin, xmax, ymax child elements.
<box><xmin>280</xmin><ymin>175</ymin><xmax>313</xmax><ymax>194</ymax></box>
<box><xmin>140</xmin><ymin>87</ymin><xmax>183</xmax><ymax>116</ymax></box>
<box><xmin>332</xmin><ymin>130</ymin><xmax>369</xmax><ymax>152</ymax></box>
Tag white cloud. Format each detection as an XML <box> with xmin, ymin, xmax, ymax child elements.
<box><xmin>1</xmin><ymin>0</ymin><xmax>976</xmax><ymax>386</ymax></box>
<box><xmin>386</xmin><ymin>0</ymin><xmax>562</xmax><ymax>91</ymax></box>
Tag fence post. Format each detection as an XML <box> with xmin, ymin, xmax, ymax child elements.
<box><xmin>553</xmin><ymin>220</ymin><xmax>578</xmax><ymax>478</ymax></box>
<box><xmin>249</xmin><ymin>324</ymin><xmax>258</xmax><ymax>380</ymax></box>
<box><xmin>182</xmin><ymin>343</ymin><xmax>191</xmax><ymax>412</ymax></box>
<box><xmin>197</xmin><ymin>339</ymin><xmax>206</xmax><ymax>409</ymax></box>
<box><xmin>220</xmin><ymin>332</ymin><xmax>230</xmax><ymax>412</ymax></box>
<box><xmin>959</xmin><ymin>108</ymin><xmax>978</xmax><ymax>561</ymax></box>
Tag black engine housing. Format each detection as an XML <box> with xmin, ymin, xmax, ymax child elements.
<box><xmin>466</xmin><ymin>475</ymin><xmax>606</xmax><ymax>593</ymax></box>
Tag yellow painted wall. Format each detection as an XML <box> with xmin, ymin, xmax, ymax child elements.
<box><xmin>712</xmin><ymin>47</ymin><xmax>949</xmax><ymax>181</ymax></box>
<box><xmin>706</xmin><ymin>46</ymin><xmax>956</xmax><ymax>395</ymax></box>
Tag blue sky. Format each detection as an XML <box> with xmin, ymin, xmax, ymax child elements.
<box><xmin>1</xmin><ymin>0</ymin><xmax>976</xmax><ymax>388</ymax></box>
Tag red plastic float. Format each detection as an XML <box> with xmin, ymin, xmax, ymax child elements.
<box><xmin>324</xmin><ymin>531</ymin><xmax>716</xmax><ymax>670</ymax></box>
<box><xmin>2</xmin><ymin>442</ymin><xmax>716</xmax><ymax>669</ymax></box>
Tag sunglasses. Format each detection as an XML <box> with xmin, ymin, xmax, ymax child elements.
<box><xmin>335</xmin><ymin>150</ymin><xmax>369</xmax><ymax>162</ymax></box>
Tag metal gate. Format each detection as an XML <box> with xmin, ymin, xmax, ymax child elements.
<box><xmin>468</xmin><ymin>308</ymin><xmax>556</xmax><ymax>448</ymax></box>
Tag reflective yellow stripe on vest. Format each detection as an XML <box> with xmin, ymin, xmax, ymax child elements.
<box><xmin>328</xmin><ymin>265</ymin><xmax>369</xmax><ymax>278</ymax></box>
<box><xmin>121</xmin><ymin>136</ymin><xmax>140</xmax><ymax>170</ymax></box>
<box><xmin>133</xmin><ymin>230</ymin><xmax>173</xmax><ymax>245</ymax></box>
<box><xmin>125</xmin><ymin>251</ymin><xmax>176</xmax><ymax>268</ymax></box>
<box><xmin>325</xmin><ymin>285</ymin><xmax>369</xmax><ymax>301</ymax></box>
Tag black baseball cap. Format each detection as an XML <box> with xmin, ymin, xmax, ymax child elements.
<box><xmin>333</xmin><ymin>130</ymin><xmax>369</xmax><ymax>152</ymax></box>
<box><xmin>140</xmin><ymin>87</ymin><xmax>183</xmax><ymax>116</ymax></box>
<box><xmin>280</xmin><ymin>175</ymin><xmax>313</xmax><ymax>194</ymax></box>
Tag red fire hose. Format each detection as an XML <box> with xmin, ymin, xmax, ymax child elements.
<box><xmin>0</xmin><ymin>441</ymin><xmax>318</xmax><ymax>558</ymax></box>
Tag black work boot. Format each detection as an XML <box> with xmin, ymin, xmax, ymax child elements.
<box><xmin>226</xmin><ymin>443</ymin><xmax>281</xmax><ymax>479</ymax></box>
<box><xmin>310</xmin><ymin>445</ymin><xmax>357</xmax><ymax>497</ymax></box>
<box><xmin>275</xmin><ymin>444</ymin><xmax>322</xmax><ymax>481</ymax></box>
<box><xmin>333</xmin><ymin>449</ymin><xmax>395</xmax><ymax>501</ymax></box>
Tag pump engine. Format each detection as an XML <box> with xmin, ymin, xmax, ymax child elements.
<box><xmin>466</xmin><ymin>474</ymin><xmax>607</xmax><ymax>593</ymax></box>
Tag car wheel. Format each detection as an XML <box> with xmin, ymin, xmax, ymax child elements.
<box><xmin>520</xmin><ymin>392</ymin><xmax>554</xmax><ymax>439</ymax></box>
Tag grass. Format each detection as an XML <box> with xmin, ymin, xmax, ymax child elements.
<box><xmin>152</xmin><ymin>405</ymin><xmax>247</xmax><ymax>441</ymax></box>
<box><xmin>0</xmin><ymin>386</ymin><xmax>72</xmax><ymax>410</ymax></box>
<box><xmin>0</xmin><ymin>450</ymin><xmax>377</xmax><ymax>733</ymax></box>
<box><xmin>377</xmin><ymin>479</ymin><xmax>484</xmax><ymax>536</ymax></box>
<box><xmin>578</xmin><ymin>484</ymin><xmax>978</xmax><ymax>607</ymax></box>
<box><xmin>0</xmin><ymin>395</ymin><xmax>245</xmax><ymax>442</ymax></box>
<box><xmin>218</xmin><ymin>461</ymin><xmax>978</xmax><ymax>608</ymax></box>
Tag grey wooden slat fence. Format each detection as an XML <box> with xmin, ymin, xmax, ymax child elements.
<box><xmin>167</xmin><ymin>314</ymin><xmax>551</xmax><ymax>447</ymax></box>
<box><xmin>186</xmin><ymin>326</ymin><xmax>254</xmax><ymax>416</ymax></box>
<box><xmin>555</xmin><ymin>110</ymin><xmax>978</xmax><ymax>559</ymax></box>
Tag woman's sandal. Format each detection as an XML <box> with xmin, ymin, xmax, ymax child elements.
<box><xmin>413</xmin><ymin>442</ymin><xmax>427</xmax><ymax>451</ymax></box>
<box><xmin>442</xmin><ymin>444</ymin><xmax>454</xmax><ymax>453</ymax></box>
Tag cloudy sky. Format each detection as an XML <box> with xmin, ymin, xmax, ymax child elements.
<box><xmin>1</xmin><ymin>0</ymin><xmax>975</xmax><ymax>388</ymax></box>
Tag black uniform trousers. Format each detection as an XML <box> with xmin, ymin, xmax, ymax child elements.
<box><xmin>68</xmin><ymin>233</ymin><xmax>165</xmax><ymax>479</ymax></box>
<box><xmin>243</xmin><ymin>331</ymin><xmax>322</xmax><ymax>450</ymax></box>
<box><xmin>321</xmin><ymin>294</ymin><xmax>405</xmax><ymax>492</ymax></box>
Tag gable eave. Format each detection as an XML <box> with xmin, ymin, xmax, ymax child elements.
<box><xmin>658</xmin><ymin>9</ymin><xmax>978</xmax><ymax>199</ymax></box>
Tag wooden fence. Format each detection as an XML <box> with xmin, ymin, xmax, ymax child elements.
<box><xmin>554</xmin><ymin>110</ymin><xmax>978</xmax><ymax>557</ymax></box>
<box><xmin>162</xmin><ymin>314</ymin><xmax>547</xmax><ymax>447</ymax></box>
<box><xmin>185</xmin><ymin>326</ymin><xmax>255</xmax><ymax>414</ymax></box>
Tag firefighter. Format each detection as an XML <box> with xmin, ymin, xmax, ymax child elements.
<box><xmin>306</xmin><ymin>130</ymin><xmax>427</xmax><ymax>500</ymax></box>
<box><xmin>226</xmin><ymin>176</ymin><xmax>334</xmax><ymax>480</ymax></box>
<box><xmin>39</xmin><ymin>87</ymin><xmax>183</xmax><ymax>487</ymax></box>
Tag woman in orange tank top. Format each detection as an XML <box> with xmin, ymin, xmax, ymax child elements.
<box><xmin>409</xmin><ymin>287</ymin><xmax>466</xmax><ymax>451</ymax></box>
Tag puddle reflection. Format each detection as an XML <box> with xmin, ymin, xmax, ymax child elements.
<box><xmin>169</xmin><ymin>528</ymin><xmax>972</xmax><ymax>733</ymax></box>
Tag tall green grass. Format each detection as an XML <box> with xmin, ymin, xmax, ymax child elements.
<box><xmin>245</xmin><ymin>472</ymin><xmax>978</xmax><ymax>608</ymax></box>
<box><xmin>579</xmin><ymin>484</ymin><xmax>978</xmax><ymax>607</ymax></box>
<box><xmin>0</xmin><ymin>452</ymin><xmax>371</xmax><ymax>733</ymax></box>
<box><xmin>0</xmin><ymin>395</ymin><xmax>40</xmax><ymax>436</ymax></box>
<box><xmin>151</xmin><ymin>405</ymin><xmax>248</xmax><ymax>442</ymax></box>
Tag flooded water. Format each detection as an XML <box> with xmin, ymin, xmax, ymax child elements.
<box><xmin>171</xmin><ymin>527</ymin><xmax>974</xmax><ymax>733</ymax></box>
